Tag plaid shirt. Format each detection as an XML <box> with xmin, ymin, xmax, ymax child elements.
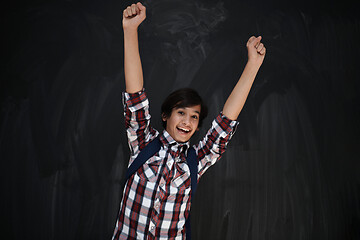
<box><xmin>112</xmin><ymin>90</ymin><xmax>238</xmax><ymax>240</ymax></box>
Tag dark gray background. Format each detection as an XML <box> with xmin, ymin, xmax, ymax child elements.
<box><xmin>2</xmin><ymin>0</ymin><xmax>359</xmax><ymax>239</ymax></box>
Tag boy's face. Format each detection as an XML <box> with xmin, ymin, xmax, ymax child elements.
<box><xmin>162</xmin><ymin>105</ymin><xmax>201</xmax><ymax>143</ymax></box>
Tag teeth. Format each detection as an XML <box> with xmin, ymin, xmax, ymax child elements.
<box><xmin>178</xmin><ymin>127</ymin><xmax>190</xmax><ymax>132</ymax></box>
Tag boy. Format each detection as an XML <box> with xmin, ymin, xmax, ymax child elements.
<box><xmin>113</xmin><ymin>2</ymin><xmax>266</xmax><ymax>239</ymax></box>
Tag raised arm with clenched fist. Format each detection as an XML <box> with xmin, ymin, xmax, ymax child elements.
<box><xmin>122</xmin><ymin>2</ymin><xmax>146</xmax><ymax>94</ymax></box>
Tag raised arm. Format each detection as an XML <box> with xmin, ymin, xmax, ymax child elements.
<box><xmin>222</xmin><ymin>36</ymin><xmax>266</xmax><ymax>120</ymax></box>
<box><xmin>122</xmin><ymin>2</ymin><xmax>146</xmax><ymax>93</ymax></box>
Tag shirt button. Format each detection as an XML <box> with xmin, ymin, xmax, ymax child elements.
<box><xmin>160</xmin><ymin>183</ymin><xmax>164</xmax><ymax>187</ymax></box>
<box><xmin>151</xmin><ymin>226</ymin><xmax>155</xmax><ymax>231</ymax></box>
<box><xmin>167</xmin><ymin>162</ymin><xmax>172</xmax><ymax>166</ymax></box>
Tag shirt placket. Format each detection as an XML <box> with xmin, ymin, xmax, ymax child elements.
<box><xmin>148</xmin><ymin>147</ymin><xmax>176</xmax><ymax>238</ymax></box>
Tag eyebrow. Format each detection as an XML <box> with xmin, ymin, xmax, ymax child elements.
<box><xmin>176</xmin><ymin>107</ymin><xmax>200</xmax><ymax>115</ymax></box>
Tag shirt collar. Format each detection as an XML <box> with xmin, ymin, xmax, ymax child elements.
<box><xmin>159</xmin><ymin>130</ymin><xmax>190</xmax><ymax>152</ymax></box>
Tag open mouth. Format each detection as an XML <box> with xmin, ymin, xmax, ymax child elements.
<box><xmin>177</xmin><ymin>126</ymin><xmax>191</xmax><ymax>134</ymax></box>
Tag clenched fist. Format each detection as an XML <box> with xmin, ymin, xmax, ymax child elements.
<box><xmin>246</xmin><ymin>36</ymin><xmax>266</xmax><ymax>66</ymax></box>
<box><xmin>123</xmin><ymin>2</ymin><xmax>146</xmax><ymax>30</ymax></box>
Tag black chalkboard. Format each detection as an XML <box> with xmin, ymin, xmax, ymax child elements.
<box><xmin>2</xmin><ymin>0</ymin><xmax>359</xmax><ymax>239</ymax></box>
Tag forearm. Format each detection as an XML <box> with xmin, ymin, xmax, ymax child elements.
<box><xmin>124</xmin><ymin>29</ymin><xmax>143</xmax><ymax>93</ymax></box>
<box><xmin>222</xmin><ymin>61</ymin><xmax>260</xmax><ymax>120</ymax></box>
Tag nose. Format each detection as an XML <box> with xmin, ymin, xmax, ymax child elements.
<box><xmin>182</xmin><ymin>114</ymin><xmax>191</xmax><ymax>125</ymax></box>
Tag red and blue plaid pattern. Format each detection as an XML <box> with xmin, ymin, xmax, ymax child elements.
<box><xmin>112</xmin><ymin>90</ymin><xmax>238</xmax><ymax>239</ymax></box>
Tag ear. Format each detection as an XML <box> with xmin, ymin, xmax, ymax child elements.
<box><xmin>161</xmin><ymin>113</ymin><xmax>167</xmax><ymax>122</ymax></box>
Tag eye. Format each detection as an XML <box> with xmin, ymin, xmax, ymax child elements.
<box><xmin>177</xmin><ymin>110</ymin><xmax>184</xmax><ymax>115</ymax></box>
<box><xmin>192</xmin><ymin>115</ymin><xmax>198</xmax><ymax>119</ymax></box>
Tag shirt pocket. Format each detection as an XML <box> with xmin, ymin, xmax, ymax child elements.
<box><xmin>170</xmin><ymin>173</ymin><xmax>191</xmax><ymax>195</ymax></box>
<box><xmin>136</xmin><ymin>155</ymin><xmax>161</xmax><ymax>182</ymax></box>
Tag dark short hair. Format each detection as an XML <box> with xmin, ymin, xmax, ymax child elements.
<box><xmin>161</xmin><ymin>88</ymin><xmax>208</xmax><ymax>129</ymax></box>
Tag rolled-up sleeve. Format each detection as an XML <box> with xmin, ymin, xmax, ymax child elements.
<box><xmin>123</xmin><ymin>90</ymin><xmax>158</xmax><ymax>166</ymax></box>
<box><xmin>195</xmin><ymin>112</ymin><xmax>238</xmax><ymax>177</ymax></box>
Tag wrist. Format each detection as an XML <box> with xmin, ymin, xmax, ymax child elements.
<box><xmin>246</xmin><ymin>59</ymin><xmax>262</xmax><ymax>70</ymax></box>
<box><xmin>123</xmin><ymin>26</ymin><xmax>138</xmax><ymax>33</ymax></box>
